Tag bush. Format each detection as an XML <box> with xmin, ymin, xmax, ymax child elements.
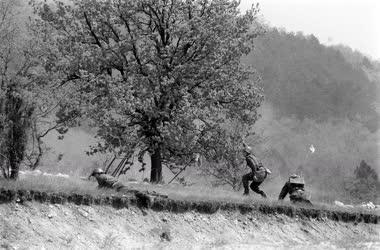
<box><xmin>345</xmin><ymin>160</ymin><xmax>380</xmax><ymax>203</ymax></box>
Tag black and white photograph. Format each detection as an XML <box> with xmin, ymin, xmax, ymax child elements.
<box><xmin>0</xmin><ymin>0</ymin><xmax>379</xmax><ymax>249</ymax></box>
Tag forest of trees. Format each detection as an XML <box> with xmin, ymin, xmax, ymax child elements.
<box><xmin>245</xmin><ymin>28</ymin><xmax>379</xmax><ymax>132</ymax></box>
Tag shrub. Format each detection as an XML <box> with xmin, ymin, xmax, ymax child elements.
<box><xmin>345</xmin><ymin>160</ymin><xmax>380</xmax><ymax>203</ymax></box>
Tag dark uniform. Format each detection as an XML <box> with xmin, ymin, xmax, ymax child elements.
<box><xmin>89</xmin><ymin>168</ymin><xmax>168</xmax><ymax>207</ymax></box>
<box><xmin>278</xmin><ymin>175</ymin><xmax>312</xmax><ymax>205</ymax></box>
<box><xmin>93</xmin><ymin>173</ymin><xmax>128</xmax><ymax>191</ymax></box>
<box><xmin>90</xmin><ymin>168</ymin><xmax>130</xmax><ymax>192</ymax></box>
<box><xmin>242</xmin><ymin>153</ymin><xmax>268</xmax><ymax>197</ymax></box>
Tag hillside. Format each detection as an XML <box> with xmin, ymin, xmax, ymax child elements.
<box><xmin>246</xmin><ymin>28</ymin><xmax>379</xmax><ymax>131</ymax></box>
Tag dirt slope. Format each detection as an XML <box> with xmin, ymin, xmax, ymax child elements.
<box><xmin>1</xmin><ymin>201</ymin><xmax>379</xmax><ymax>250</ymax></box>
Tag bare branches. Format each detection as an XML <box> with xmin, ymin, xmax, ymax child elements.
<box><xmin>83</xmin><ymin>12</ymin><xmax>103</xmax><ymax>48</ymax></box>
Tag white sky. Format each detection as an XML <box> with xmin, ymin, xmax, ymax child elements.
<box><xmin>239</xmin><ymin>0</ymin><xmax>380</xmax><ymax>60</ymax></box>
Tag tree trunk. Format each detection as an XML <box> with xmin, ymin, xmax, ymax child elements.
<box><xmin>8</xmin><ymin>137</ymin><xmax>21</xmax><ymax>180</ymax></box>
<box><xmin>9</xmin><ymin>161</ymin><xmax>19</xmax><ymax>179</ymax></box>
<box><xmin>150</xmin><ymin>149</ymin><xmax>163</xmax><ymax>183</ymax></box>
<box><xmin>4</xmin><ymin>89</ymin><xmax>30</xmax><ymax>180</ymax></box>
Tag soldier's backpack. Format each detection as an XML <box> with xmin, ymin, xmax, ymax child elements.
<box><xmin>252</xmin><ymin>166</ymin><xmax>268</xmax><ymax>182</ymax></box>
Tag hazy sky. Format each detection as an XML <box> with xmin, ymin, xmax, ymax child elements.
<box><xmin>239</xmin><ymin>0</ymin><xmax>380</xmax><ymax>60</ymax></box>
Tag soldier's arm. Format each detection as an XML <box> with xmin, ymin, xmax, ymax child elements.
<box><xmin>278</xmin><ymin>182</ymin><xmax>290</xmax><ymax>200</ymax></box>
<box><xmin>246</xmin><ymin>156</ymin><xmax>256</xmax><ymax>172</ymax></box>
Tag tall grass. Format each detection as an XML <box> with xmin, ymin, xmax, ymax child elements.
<box><xmin>0</xmin><ymin>175</ymin><xmax>113</xmax><ymax>196</ymax></box>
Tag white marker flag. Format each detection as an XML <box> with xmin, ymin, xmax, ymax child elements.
<box><xmin>309</xmin><ymin>144</ymin><xmax>315</xmax><ymax>153</ymax></box>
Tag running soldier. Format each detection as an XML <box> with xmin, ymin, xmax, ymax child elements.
<box><xmin>242</xmin><ymin>143</ymin><xmax>271</xmax><ymax>197</ymax></box>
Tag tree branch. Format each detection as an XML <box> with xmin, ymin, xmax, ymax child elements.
<box><xmin>83</xmin><ymin>12</ymin><xmax>103</xmax><ymax>48</ymax></box>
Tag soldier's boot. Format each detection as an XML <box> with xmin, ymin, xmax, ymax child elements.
<box><xmin>258</xmin><ymin>190</ymin><xmax>267</xmax><ymax>198</ymax></box>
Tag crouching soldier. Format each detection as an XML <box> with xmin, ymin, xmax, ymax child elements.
<box><xmin>242</xmin><ymin>144</ymin><xmax>271</xmax><ymax>198</ymax></box>
<box><xmin>89</xmin><ymin>168</ymin><xmax>168</xmax><ymax>207</ymax></box>
<box><xmin>278</xmin><ymin>174</ymin><xmax>312</xmax><ymax>205</ymax></box>
<box><xmin>89</xmin><ymin>168</ymin><xmax>128</xmax><ymax>192</ymax></box>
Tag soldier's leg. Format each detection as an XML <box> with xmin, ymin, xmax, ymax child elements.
<box><xmin>290</xmin><ymin>196</ymin><xmax>312</xmax><ymax>206</ymax></box>
<box><xmin>242</xmin><ymin>173</ymin><xmax>253</xmax><ymax>195</ymax></box>
<box><xmin>304</xmin><ymin>199</ymin><xmax>313</xmax><ymax>206</ymax></box>
<box><xmin>250</xmin><ymin>181</ymin><xmax>267</xmax><ymax>198</ymax></box>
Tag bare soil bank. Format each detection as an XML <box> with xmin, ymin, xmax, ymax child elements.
<box><xmin>0</xmin><ymin>188</ymin><xmax>379</xmax><ymax>224</ymax></box>
<box><xmin>0</xmin><ymin>189</ymin><xmax>379</xmax><ymax>249</ymax></box>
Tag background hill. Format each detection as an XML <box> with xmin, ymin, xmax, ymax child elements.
<box><xmin>246</xmin><ymin>28</ymin><xmax>379</xmax><ymax>131</ymax></box>
<box><xmin>244</xmin><ymin>28</ymin><xmax>379</xmax><ymax>202</ymax></box>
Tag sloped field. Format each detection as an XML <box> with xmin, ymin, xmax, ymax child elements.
<box><xmin>0</xmin><ymin>191</ymin><xmax>379</xmax><ymax>249</ymax></box>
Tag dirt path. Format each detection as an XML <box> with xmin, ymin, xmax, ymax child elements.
<box><xmin>1</xmin><ymin>202</ymin><xmax>379</xmax><ymax>249</ymax></box>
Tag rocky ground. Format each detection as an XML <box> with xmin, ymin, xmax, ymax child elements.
<box><xmin>0</xmin><ymin>200</ymin><xmax>379</xmax><ymax>250</ymax></box>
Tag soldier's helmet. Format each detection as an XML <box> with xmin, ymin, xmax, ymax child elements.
<box><xmin>243</xmin><ymin>143</ymin><xmax>252</xmax><ymax>155</ymax></box>
<box><xmin>91</xmin><ymin>168</ymin><xmax>104</xmax><ymax>176</ymax></box>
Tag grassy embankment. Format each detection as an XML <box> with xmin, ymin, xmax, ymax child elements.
<box><xmin>0</xmin><ymin>175</ymin><xmax>378</xmax><ymax>225</ymax></box>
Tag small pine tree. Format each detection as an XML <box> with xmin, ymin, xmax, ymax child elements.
<box><xmin>354</xmin><ymin>160</ymin><xmax>378</xmax><ymax>181</ymax></box>
<box><xmin>345</xmin><ymin>160</ymin><xmax>380</xmax><ymax>203</ymax></box>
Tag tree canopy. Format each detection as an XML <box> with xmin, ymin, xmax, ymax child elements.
<box><xmin>32</xmin><ymin>0</ymin><xmax>264</xmax><ymax>182</ymax></box>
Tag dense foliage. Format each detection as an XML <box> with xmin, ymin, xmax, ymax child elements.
<box><xmin>0</xmin><ymin>0</ymin><xmax>75</xmax><ymax>179</ymax></box>
<box><xmin>0</xmin><ymin>0</ymin><xmax>35</xmax><ymax>178</ymax></box>
<box><xmin>32</xmin><ymin>0</ymin><xmax>264</xmax><ymax>182</ymax></box>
